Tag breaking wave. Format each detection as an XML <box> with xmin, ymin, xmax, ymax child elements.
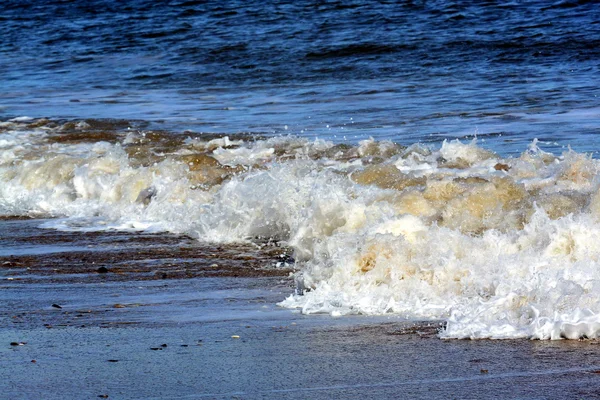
<box><xmin>3</xmin><ymin>118</ymin><xmax>600</xmax><ymax>339</ymax></box>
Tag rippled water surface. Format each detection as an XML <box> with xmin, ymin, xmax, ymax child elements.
<box><xmin>1</xmin><ymin>0</ymin><xmax>599</xmax><ymax>154</ymax></box>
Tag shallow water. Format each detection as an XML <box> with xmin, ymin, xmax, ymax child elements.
<box><xmin>2</xmin><ymin>221</ymin><xmax>600</xmax><ymax>398</ymax></box>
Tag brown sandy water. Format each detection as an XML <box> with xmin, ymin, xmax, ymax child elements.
<box><xmin>2</xmin><ymin>218</ymin><xmax>600</xmax><ymax>399</ymax></box>
<box><xmin>0</xmin><ymin>219</ymin><xmax>293</xmax><ymax>285</ymax></box>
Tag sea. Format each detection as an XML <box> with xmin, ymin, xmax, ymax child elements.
<box><xmin>1</xmin><ymin>0</ymin><xmax>600</xmax><ymax>340</ymax></box>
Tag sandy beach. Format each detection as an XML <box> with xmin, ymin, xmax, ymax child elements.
<box><xmin>3</xmin><ymin>219</ymin><xmax>600</xmax><ymax>399</ymax></box>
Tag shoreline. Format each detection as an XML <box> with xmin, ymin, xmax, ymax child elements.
<box><xmin>4</xmin><ymin>292</ymin><xmax>600</xmax><ymax>399</ymax></box>
<box><xmin>2</xmin><ymin>219</ymin><xmax>600</xmax><ymax>398</ymax></box>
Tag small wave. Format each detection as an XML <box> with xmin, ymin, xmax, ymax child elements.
<box><xmin>3</xmin><ymin>118</ymin><xmax>600</xmax><ymax>340</ymax></box>
<box><xmin>305</xmin><ymin>44</ymin><xmax>407</xmax><ymax>60</ymax></box>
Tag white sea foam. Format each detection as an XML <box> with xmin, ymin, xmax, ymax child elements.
<box><xmin>2</xmin><ymin>120</ymin><xmax>600</xmax><ymax>339</ymax></box>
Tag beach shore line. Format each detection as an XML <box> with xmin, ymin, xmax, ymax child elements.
<box><xmin>2</xmin><ymin>219</ymin><xmax>600</xmax><ymax>399</ymax></box>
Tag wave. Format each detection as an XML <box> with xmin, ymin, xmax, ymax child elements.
<box><xmin>305</xmin><ymin>44</ymin><xmax>408</xmax><ymax>60</ymax></box>
<box><xmin>2</xmin><ymin>118</ymin><xmax>600</xmax><ymax>340</ymax></box>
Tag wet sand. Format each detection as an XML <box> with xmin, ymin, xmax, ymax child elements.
<box><xmin>2</xmin><ymin>219</ymin><xmax>600</xmax><ymax>399</ymax></box>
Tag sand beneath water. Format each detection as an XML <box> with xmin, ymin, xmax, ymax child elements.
<box><xmin>2</xmin><ymin>219</ymin><xmax>600</xmax><ymax>399</ymax></box>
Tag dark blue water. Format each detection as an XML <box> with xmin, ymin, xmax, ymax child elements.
<box><xmin>1</xmin><ymin>0</ymin><xmax>599</xmax><ymax>155</ymax></box>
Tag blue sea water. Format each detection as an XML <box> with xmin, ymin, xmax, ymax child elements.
<box><xmin>1</xmin><ymin>0</ymin><xmax>599</xmax><ymax>155</ymax></box>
